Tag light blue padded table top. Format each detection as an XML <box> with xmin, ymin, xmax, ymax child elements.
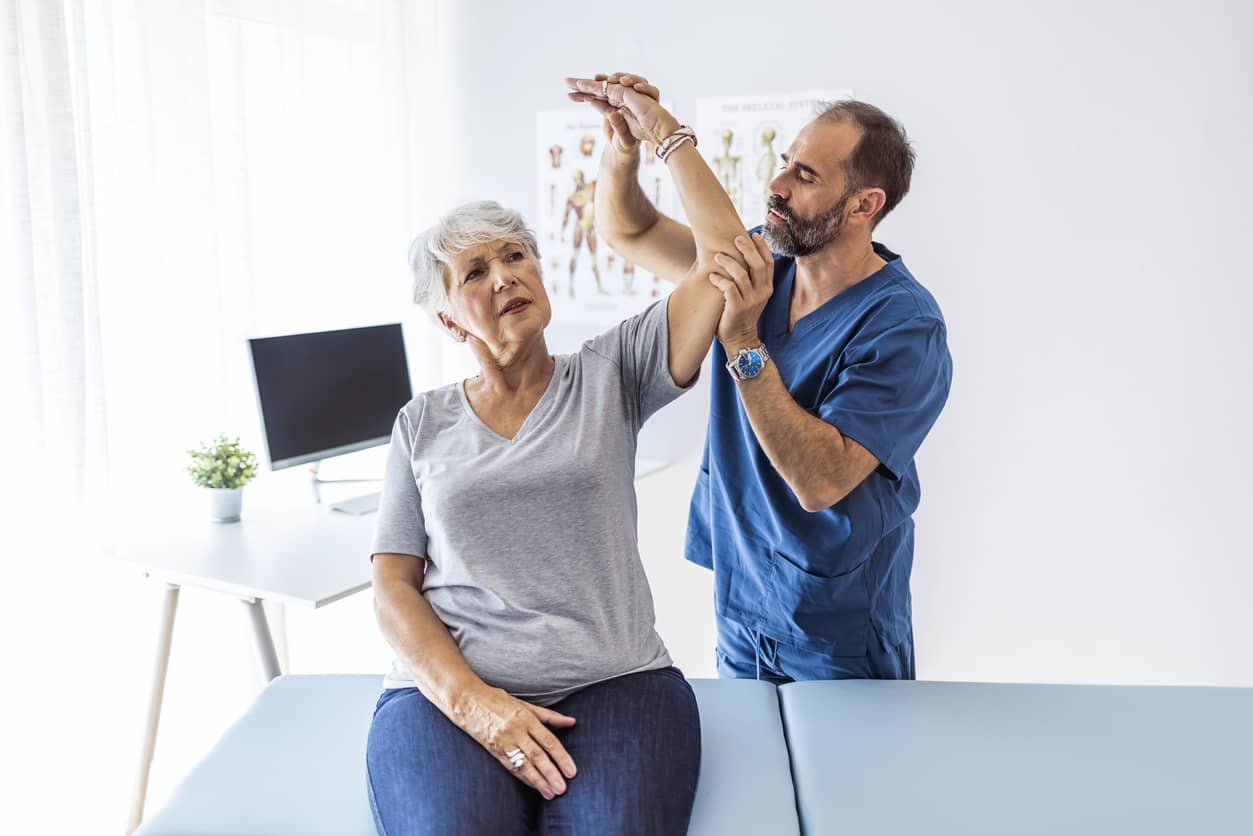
<box><xmin>779</xmin><ymin>679</ymin><xmax>1253</xmax><ymax>836</ymax></box>
<box><xmin>688</xmin><ymin>678</ymin><xmax>800</xmax><ymax>836</ymax></box>
<box><xmin>136</xmin><ymin>675</ymin><xmax>378</xmax><ymax>836</ymax></box>
<box><xmin>136</xmin><ymin>674</ymin><xmax>801</xmax><ymax>836</ymax></box>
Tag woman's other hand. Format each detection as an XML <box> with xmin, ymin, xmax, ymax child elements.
<box><xmin>452</xmin><ymin>685</ymin><xmax>578</xmax><ymax>800</ymax></box>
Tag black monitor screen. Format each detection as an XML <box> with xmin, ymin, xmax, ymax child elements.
<box><xmin>248</xmin><ymin>324</ymin><xmax>413</xmax><ymax>469</ymax></box>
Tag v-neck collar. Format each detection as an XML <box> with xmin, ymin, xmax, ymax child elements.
<box><xmin>456</xmin><ymin>355</ymin><xmax>565</xmax><ymax>443</ymax></box>
<box><xmin>765</xmin><ymin>243</ymin><xmax>904</xmax><ymax>341</ymax></box>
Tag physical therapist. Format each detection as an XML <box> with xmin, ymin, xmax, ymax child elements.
<box><xmin>572</xmin><ymin>73</ymin><xmax>953</xmax><ymax>683</ymax></box>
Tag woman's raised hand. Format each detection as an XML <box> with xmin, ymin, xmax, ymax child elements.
<box><xmin>452</xmin><ymin>685</ymin><xmax>577</xmax><ymax>799</ymax></box>
<box><xmin>565</xmin><ymin>72</ymin><xmax>676</xmax><ymax>153</ymax></box>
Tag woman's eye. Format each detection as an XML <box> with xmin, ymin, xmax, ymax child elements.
<box><xmin>465</xmin><ymin>269</ymin><xmax>483</xmax><ymax>281</ymax></box>
<box><xmin>507</xmin><ymin>251</ymin><xmax>524</xmax><ymax>261</ymax></box>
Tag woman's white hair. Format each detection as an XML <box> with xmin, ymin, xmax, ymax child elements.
<box><xmin>408</xmin><ymin>201</ymin><xmax>541</xmax><ymax>328</ymax></box>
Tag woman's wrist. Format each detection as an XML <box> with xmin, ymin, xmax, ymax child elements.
<box><xmin>650</xmin><ymin>113</ymin><xmax>682</xmax><ymax>148</ymax></box>
<box><xmin>433</xmin><ymin>672</ymin><xmax>494</xmax><ymax>724</ymax></box>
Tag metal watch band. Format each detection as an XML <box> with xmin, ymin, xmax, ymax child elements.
<box><xmin>725</xmin><ymin>344</ymin><xmax>771</xmax><ymax>380</ymax></box>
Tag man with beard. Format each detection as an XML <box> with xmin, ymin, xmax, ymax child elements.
<box><xmin>573</xmin><ymin>72</ymin><xmax>952</xmax><ymax>684</ymax></box>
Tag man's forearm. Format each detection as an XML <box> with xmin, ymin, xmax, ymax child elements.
<box><xmin>727</xmin><ymin>356</ymin><xmax>860</xmax><ymax>512</ymax></box>
<box><xmin>595</xmin><ymin>143</ymin><xmax>659</xmax><ymax>244</ymax></box>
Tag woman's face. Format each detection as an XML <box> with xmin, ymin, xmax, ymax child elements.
<box><xmin>441</xmin><ymin>239</ymin><xmax>551</xmax><ymax>355</ymax></box>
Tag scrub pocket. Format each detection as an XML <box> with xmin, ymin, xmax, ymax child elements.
<box><xmin>765</xmin><ymin>549</ymin><xmax>870</xmax><ymax>656</ymax></box>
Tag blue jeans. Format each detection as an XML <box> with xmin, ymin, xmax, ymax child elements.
<box><xmin>366</xmin><ymin>666</ymin><xmax>700</xmax><ymax>836</ymax></box>
<box><xmin>715</xmin><ymin>615</ymin><xmax>916</xmax><ymax>684</ymax></box>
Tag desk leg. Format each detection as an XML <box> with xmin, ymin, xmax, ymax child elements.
<box><xmin>243</xmin><ymin>599</ymin><xmax>283</xmax><ymax>682</ymax></box>
<box><xmin>127</xmin><ymin>582</ymin><xmax>180</xmax><ymax>835</ymax></box>
<box><xmin>265</xmin><ymin>600</ymin><xmax>290</xmax><ymax>673</ymax></box>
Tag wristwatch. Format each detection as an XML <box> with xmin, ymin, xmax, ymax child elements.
<box><xmin>725</xmin><ymin>344</ymin><xmax>771</xmax><ymax>380</ymax></box>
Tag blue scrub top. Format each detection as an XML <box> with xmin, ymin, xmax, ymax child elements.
<box><xmin>685</xmin><ymin>235</ymin><xmax>952</xmax><ymax>655</ymax></box>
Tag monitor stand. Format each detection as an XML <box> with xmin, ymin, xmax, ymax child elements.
<box><xmin>308</xmin><ymin>460</ymin><xmax>382</xmax><ymax>515</ymax></box>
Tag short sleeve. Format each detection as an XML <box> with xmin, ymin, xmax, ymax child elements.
<box><xmin>369</xmin><ymin>409</ymin><xmax>428</xmax><ymax>559</ymax></box>
<box><xmin>818</xmin><ymin>316</ymin><xmax>952</xmax><ymax>481</ymax></box>
<box><xmin>584</xmin><ymin>298</ymin><xmax>697</xmax><ymax>427</ymax></box>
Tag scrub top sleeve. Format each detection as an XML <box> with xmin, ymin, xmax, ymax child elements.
<box><xmin>818</xmin><ymin>316</ymin><xmax>952</xmax><ymax>481</ymax></box>
<box><xmin>370</xmin><ymin>408</ymin><xmax>428</xmax><ymax>561</ymax></box>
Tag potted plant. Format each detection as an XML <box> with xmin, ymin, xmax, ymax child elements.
<box><xmin>187</xmin><ymin>434</ymin><xmax>259</xmax><ymax>522</ymax></box>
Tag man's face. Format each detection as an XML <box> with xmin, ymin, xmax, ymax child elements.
<box><xmin>763</xmin><ymin>119</ymin><xmax>862</xmax><ymax>257</ymax></box>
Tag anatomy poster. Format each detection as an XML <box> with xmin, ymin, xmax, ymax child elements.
<box><xmin>536</xmin><ymin>106</ymin><xmax>683</xmax><ymax>326</ymax></box>
<box><xmin>696</xmin><ymin>90</ymin><xmax>853</xmax><ymax>231</ymax></box>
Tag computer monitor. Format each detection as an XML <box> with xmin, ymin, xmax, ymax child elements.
<box><xmin>247</xmin><ymin>323</ymin><xmax>413</xmax><ymax>472</ymax></box>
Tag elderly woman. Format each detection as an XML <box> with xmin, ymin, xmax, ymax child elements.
<box><xmin>365</xmin><ymin>75</ymin><xmax>770</xmax><ymax>836</ymax></box>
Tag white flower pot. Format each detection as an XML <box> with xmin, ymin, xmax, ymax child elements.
<box><xmin>208</xmin><ymin>487</ymin><xmax>243</xmax><ymax>523</ymax></box>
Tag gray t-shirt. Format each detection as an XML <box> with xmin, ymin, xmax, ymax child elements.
<box><xmin>370</xmin><ymin>299</ymin><xmax>692</xmax><ymax>705</ymax></box>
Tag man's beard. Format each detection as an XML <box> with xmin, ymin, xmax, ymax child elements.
<box><xmin>762</xmin><ymin>193</ymin><xmax>849</xmax><ymax>258</ymax></box>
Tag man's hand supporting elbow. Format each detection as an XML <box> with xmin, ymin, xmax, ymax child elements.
<box><xmin>709</xmin><ymin>241</ymin><xmax>880</xmax><ymax>512</ymax></box>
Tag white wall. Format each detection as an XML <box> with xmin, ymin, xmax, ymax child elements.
<box><xmin>433</xmin><ymin>0</ymin><xmax>1253</xmax><ymax>686</ymax></box>
<box><xmin>14</xmin><ymin>4</ymin><xmax>1249</xmax><ymax>832</ymax></box>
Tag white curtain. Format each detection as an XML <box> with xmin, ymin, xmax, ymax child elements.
<box><xmin>2</xmin><ymin>0</ymin><xmax>440</xmax><ymax>524</ymax></box>
<box><xmin>1</xmin><ymin>2</ymin><xmax>439</xmax><ymax>830</ymax></box>
<box><xmin>1</xmin><ymin>0</ymin><xmax>107</xmax><ymax>516</ymax></box>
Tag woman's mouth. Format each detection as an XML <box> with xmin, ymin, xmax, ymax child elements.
<box><xmin>499</xmin><ymin>298</ymin><xmax>532</xmax><ymax>316</ymax></box>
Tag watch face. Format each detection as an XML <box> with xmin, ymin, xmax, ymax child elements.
<box><xmin>737</xmin><ymin>350</ymin><xmax>764</xmax><ymax>377</ymax></box>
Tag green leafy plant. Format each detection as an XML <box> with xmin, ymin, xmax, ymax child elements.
<box><xmin>186</xmin><ymin>434</ymin><xmax>259</xmax><ymax>489</ymax></box>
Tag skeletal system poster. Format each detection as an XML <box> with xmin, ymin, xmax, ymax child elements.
<box><xmin>536</xmin><ymin>107</ymin><xmax>683</xmax><ymax>326</ymax></box>
<box><xmin>695</xmin><ymin>90</ymin><xmax>853</xmax><ymax>231</ymax></box>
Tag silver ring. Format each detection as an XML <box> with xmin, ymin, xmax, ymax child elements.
<box><xmin>506</xmin><ymin>747</ymin><xmax>526</xmax><ymax>771</ymax></box>
<box><xmin>601</xmin><ymin>79</ymin><xmax>609</xmax><ymax>98</ymax></box>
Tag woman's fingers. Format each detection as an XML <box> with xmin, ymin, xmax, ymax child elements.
<box><xmin>566</xmin><ymin>91</ymin><xmax>617</xmax><ymax>117</ymax></box>
<box><xmin>528</xmin><ymin>718</ymin><xmax>578</xmax><ymax>778</ymax></box>
<box><xmin>531</xmin><ymin>704</ymin><xmax>577</xmax><ymax>728</ymax></box>
<box><xmin>497</xmin><ymin>736</ymin><xmax>565</xmax><ymax>799</ymax></box>
<box><xmin>564</xmin><ymin>76</ymin><xmax>605</xmax><ymax>97</ymax></box>
<box><xmin>513</xmin><ymin>756</ymin><xmax>559</xmax><ymax>800</ymax></box>
<box><xmin>567</xmin><ymin>73</ymin><xmax>655</xmax><ymax>102</ymax></box>
<box><xmin>521</xmin><ymin>737</ymin><xmax>568</xmax><ymax>796</ymax></box>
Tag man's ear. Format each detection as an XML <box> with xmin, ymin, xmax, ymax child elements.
<box><xmin>850</xmin><ymin>187</ymin><xmax>887</xmax><ymax>226</ymax></box>
<box><xmin>437</xmin><ymin>311</ymin><xmax>467</xmax><ymax>342</ymax></box>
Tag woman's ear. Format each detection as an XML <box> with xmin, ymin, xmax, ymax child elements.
<box><xmin>438</xmin><ymin>311</ymin><xmax>467</xmax><ymax>342</ymax></box>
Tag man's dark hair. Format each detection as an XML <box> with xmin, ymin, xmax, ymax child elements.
<box><xmin>816</xmin><ymin>100</ymin><xmax>915</xmax><ymax>228</ymax></box>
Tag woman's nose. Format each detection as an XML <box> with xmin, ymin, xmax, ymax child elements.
<box><xmin>493</xmin><ymin>267</ymin><xmax>519</xmax><ymax>290</ymax></box>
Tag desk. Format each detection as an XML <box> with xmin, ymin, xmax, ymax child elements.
<box><xmin>106</xmin><ymin>501</ymin><xmax>376</xmax><ymax>834</ymax></box>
